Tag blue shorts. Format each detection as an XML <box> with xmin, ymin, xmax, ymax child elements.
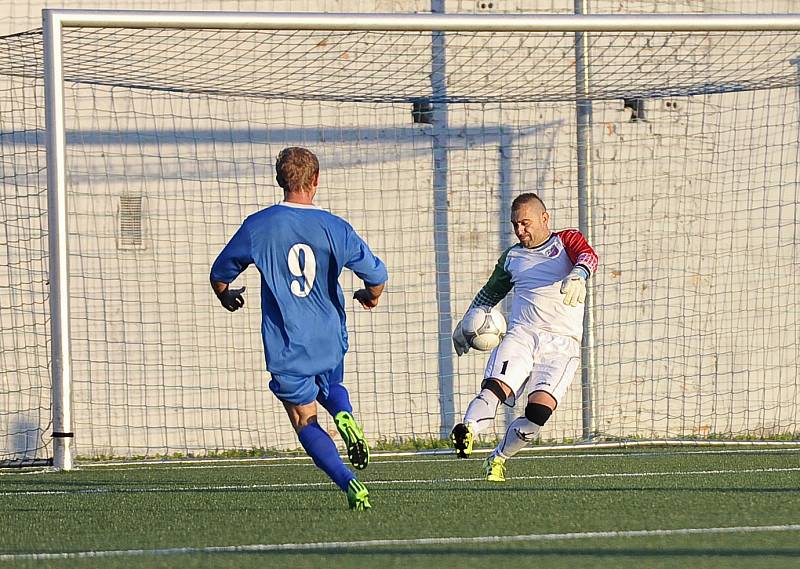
<box><xmin>269</xmin><ymin>361</ymin><xmax>344</xmax><ymax>405</ymax></box>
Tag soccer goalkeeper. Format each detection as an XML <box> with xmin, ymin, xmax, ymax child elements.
<box><xmin>451</xmin><ymin>193</ymin><xmax>597</xmax><ymax>481</ymax></box>
<box><xmin>210</xmin><ymin>147</ymin><xmax>387</xmax><ymax>510</ymax></box>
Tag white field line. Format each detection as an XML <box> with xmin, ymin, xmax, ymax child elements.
<box><xmin>109</xmin><ymin>446</ymin><xmax>800</xmax><ymax>470</ymax></box>
<box><xmin>1</xmin><ymin>524</ymin><xmax>799</xmax><ymax>561</ymax></box>
<box><xmin>78</xmin><ymin>441</ymin><xmax>800</xmax><ymax>467</ymax></box>
<box><xmin>3</xmin><ymin>445</ymin><xmax>798</xmax><ymax>476</ymax></box>
<box><xmin>1</xmin><ymin>466</ymin><xmax>798</xmax><ymax>497</ymax></box>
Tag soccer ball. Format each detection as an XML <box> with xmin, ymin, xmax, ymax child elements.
<box><xmin>461</xmin><ymin>307</ymin><xmax>507</xmax><ymax>351</ymax></box>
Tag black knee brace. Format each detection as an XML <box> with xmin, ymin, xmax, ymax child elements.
<box><xmin>481</xmin><ymin>378</ymin><xmax>509</xmax><ymax>403</ymax></box>
<box><xmin>525</xmin><ymin>402</ymin><xmax>553</xmax><ymax>426</ymax></box>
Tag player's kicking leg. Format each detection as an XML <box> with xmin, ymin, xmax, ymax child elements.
<box><xmin>451</xmin><ymin>379</ymin><xmax>510</xmax><ymax>458</ymax></box>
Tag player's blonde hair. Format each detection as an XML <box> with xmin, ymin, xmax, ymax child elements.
<box><xmin>275</xmin><ymin>147</ymin><xmax>319</xmax><ymax>192</ymax></box>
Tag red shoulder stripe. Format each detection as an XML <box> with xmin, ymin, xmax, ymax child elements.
<box><xmin>556</xmin><ymin>229</ymin><xmax>598</xmax><ymax>273</ymax></box>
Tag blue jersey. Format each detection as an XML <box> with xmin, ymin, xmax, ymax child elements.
<box><xmin>210</xmin><ymin>202</ymin><xmax>388</xmax><ymax>377</ymax></box>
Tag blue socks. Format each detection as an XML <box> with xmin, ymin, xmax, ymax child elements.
<box><xmin>317</xmin><ymin>383</ymin><xmax>353</xmax><ymax>418</ymax></box>
<box><xmin>298</xmin><ymin>422</ymin><xmax>354</xmax><ymax>492</ymax></box>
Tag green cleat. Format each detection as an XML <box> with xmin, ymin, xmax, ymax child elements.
<box><xmin>346</xmin><ymin>479</ymin><xmax>371</xmax><ymax>511</ymax></box>
<box><xmin>483</xmin><ymin>454</ymin><xmax>507</xmax><ymax>482</ymax></box>
<box><xmin>335</xmin><ymin>411</ymin><xmax>370</xmax><ymax>470</ymax></box>
<box><xmin>450</xmin><ymin>422</ymin><xmax>474</xmax><ymax>458</ymax></box>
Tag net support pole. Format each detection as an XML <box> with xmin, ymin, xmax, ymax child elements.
<box><xmin>43</xmin><ymin>9</ymin><xmax>74</xmax><ymax>470</ymax></box>
<box><xmin>574</xmin><ymin>0</ymin><xmax>595</xmax><ymax>440</ymax></box>
<box><xmin>431</xmin><ymin>0</ymin><xmax>454</xmax><ymax>437</ymax></box>
<box><xmin>498</xmin><ymin>130</ymin><xmax>515</xmax><ymax>432</ymax></box>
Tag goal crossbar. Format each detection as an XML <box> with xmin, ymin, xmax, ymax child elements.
<box><xmin>42</xmin><ymin>10</ymin><xmax>800</xmax><ymax>32</ymax></box>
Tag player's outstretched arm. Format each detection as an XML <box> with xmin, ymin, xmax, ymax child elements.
<box><xmin>353</xmin><ymin>283</ymin><xmax>384</xmax><ymax>310</ymax></box>
<box><xmin>211</xmin><ymin>280</ymin><xmax>246</xmax><ymax>312</ymax></box>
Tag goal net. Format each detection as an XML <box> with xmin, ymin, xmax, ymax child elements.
<box><xmin>1</xmin><ymin>13</ymin><xmax>799</xmax><ymax>463</ymax></box>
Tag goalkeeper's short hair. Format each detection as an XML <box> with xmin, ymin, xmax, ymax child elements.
<box><xmin>511</xmin><ymin>192</ymin><xmax>546</xmax><ymax>212</ymax></box>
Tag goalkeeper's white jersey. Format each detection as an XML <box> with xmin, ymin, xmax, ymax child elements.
<box><xmin>475</xmin><ymin>230</ymin><xmax>598</xmax><ymax>342</ymax></box>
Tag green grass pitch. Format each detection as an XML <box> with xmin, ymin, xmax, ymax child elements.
<box><xmin>1</xmin><ymin>446</ymin><xmax>798</xmax><ymax>568</ymax></box>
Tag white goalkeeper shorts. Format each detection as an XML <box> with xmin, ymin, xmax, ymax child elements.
<box><xmin>483</xmin><ymin>326</ymin><xmax>580</xmax><ymax>407</ymax></box>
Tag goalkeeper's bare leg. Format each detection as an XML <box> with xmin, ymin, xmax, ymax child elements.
<box><xmin>484</xmin><ymin>390</ymin><xmax>555</xmax><ymax>482</ymax></box>
<box><xmin>451</xmin><ymin>378</ymin><xmax>512</xmax><ymax>458</ymax></box>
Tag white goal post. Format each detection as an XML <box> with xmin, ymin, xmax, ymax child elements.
<box><xmin>32</xmin><ymin>10</ymin><xmax>800</xmax><ymax>469</ymax></box>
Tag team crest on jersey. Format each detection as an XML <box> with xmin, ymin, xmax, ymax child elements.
<box><xmin>544</xmin><ymin>243</ymin><xmax>561</xmax><ymax>258</ymax></box>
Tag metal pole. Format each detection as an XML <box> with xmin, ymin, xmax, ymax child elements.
<box><xmin>43</xmin><ymin>9</ymin><xmax>74</xmax><ymax>470</ymax></box>
<box><xmin>430</xmin><ymin>0</ymin><xmax>454</xmax><ymax>438</ymax></box>
<box><xmin>574</xmin><ymin>0</ymin><xmax>595</xmax><ymax>440</ymax></box>
<box><xmin>498</xmin><ymin>131</ymin><xmax>514</xmax><ymax>432</ymax></box>
<box><xmin>44</xmin><ymin>10</ymin><xmax>800</xmax><ymax>31</ymax></box>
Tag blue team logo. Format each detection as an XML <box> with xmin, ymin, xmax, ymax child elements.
<box><xmin>545</xmin><ymin>244</ymin><xmax>560</xmax><ymax>258</ymax></box>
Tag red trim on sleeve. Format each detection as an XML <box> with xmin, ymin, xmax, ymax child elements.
<box><xmin>556</xmin><ymin>229</ymin><xmax>598</xmax><ymax>274</ymax></box>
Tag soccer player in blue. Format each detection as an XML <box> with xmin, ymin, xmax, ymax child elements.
<box><xmin>210</xmin><ymin>147</ymin><xmax>387</xmax><ymax>511</ymax></box>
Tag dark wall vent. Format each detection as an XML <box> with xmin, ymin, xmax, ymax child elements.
<box><xmin>117</xmin><ymin>193</ymin><xmax>145</xmax><ymax>250</ymax></box>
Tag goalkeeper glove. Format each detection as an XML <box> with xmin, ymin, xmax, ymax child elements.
<box><xmin>217</xmin><ymin>286</ymin><xmax>246</xmax><ymax>312</ymax></box>
<box><xmin>452</xmin><ymin>319</ymin><xmax>470</xmax><ymax>356</ymax></box>
<box><xmin>560</xmin><ymin>267</ymin><xmax>588</xmax><ymax>307</ymax></box>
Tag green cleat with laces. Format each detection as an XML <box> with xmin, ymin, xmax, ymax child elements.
<box><xmin>483</xmin><ymin>454</ymin><xmax>507</xmax><ymax>482</ymax></box>
<box><xmin>335</xmin><ymin>411</ymin><xmax>370</xmax><ymax>470</ymax></box>
<box><xmin>346</xmin><ymin>479</ymin><xmax>371</xmax><ymax>511</ymax></box>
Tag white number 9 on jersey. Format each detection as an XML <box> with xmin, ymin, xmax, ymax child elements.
<box><xmin>287</xmin><ymin>243</ymin><xmax>316</xmax><ymax>297</ymax></box>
